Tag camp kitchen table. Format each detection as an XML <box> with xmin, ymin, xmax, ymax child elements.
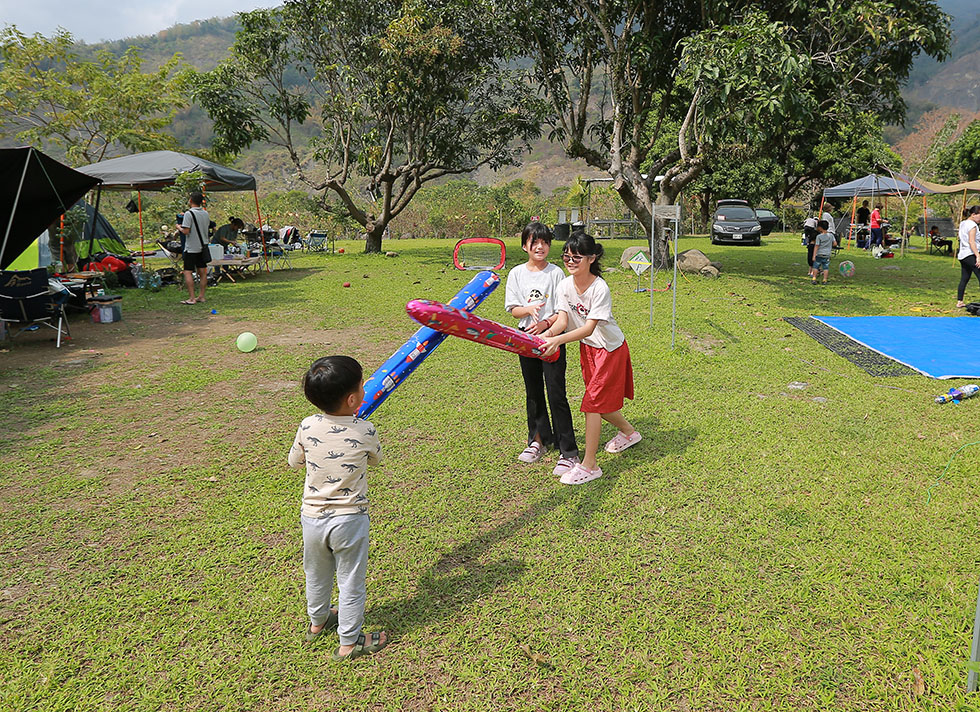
<box><xmin>60</xmin><ymin>271</ymin><xmax>105</xmax><ymax>299</ymax></box>
<box><xmin>208</xmin><ymin>256</ymin><xmax>263</xmax><ymax>284</ymax></box>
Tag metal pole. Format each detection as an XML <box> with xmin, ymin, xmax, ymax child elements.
<box><xmin>969</xmin><ymin>575</ymin><xmax>980</xmax><ymax>692</ymax></box>
<box><xmin>649</xmin><ymin>211</ymin><xmax>654</xmax><ymax>328</ymax></box>
<box><xmin>1</xmin><ymin>150</ymin><xmax>31</xmax><ymax>267</ymax></box>
<box><xmin>672</xmin><ymin>217</ymin><xmax>678</xmax><ymax>349</ymax></box>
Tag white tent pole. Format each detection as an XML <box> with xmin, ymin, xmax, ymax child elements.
<box><xmin>1</xmin><ymin>149</ymin><xmax>32</xmax><ymax>267</ymax></box>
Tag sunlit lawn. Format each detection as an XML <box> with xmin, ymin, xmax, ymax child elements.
<box><xmin>1</xmin><ymin>234</ymin><xmax>978</xmax><ymax>711</ymax></box>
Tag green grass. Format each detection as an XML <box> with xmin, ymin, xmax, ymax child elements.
<box><xmin>2</xmin><ymin>235</ymin><xmax>980</xmax><ymax>710</ymax></box>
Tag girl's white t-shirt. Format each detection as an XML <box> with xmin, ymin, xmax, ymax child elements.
<box><xmin>555</xmin><ymin>275</ymin><xmax>625</xmax><ymax>351</ymax></box>
<box><xmin>504</xmin><ymin>262</ymin><xmax>564</xmax><ymax>330</ymax></box>
<box><xmin>958</xmin><ymin>218</ymin><xmax>979</xmax><ymax>260</ymax></box>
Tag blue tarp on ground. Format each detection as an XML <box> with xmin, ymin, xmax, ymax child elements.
<box><xmin>812</xmin><ymin>316</ymin><xmax>980</xmax><ymax>379</ymax></box>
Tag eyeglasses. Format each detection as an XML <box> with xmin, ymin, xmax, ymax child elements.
<box><xmin>562</xmin><ymin>253</ymin><xmax>585</xmax><ymax>264</ymax></box>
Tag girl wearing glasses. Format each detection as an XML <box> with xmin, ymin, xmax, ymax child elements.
<box><xmin>540</xmin><ymin>231</ymin><xmax>640</xmax><ymax>485</ymax></box>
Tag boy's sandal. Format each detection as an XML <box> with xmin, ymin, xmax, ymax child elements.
<box><xmin>305</xmin><ymin>608</ymin><xmax>339</xmax><ymax>643</ymax></box>
<box><xmin>179</xmin><ymin>299</ymin><xmax>197</xmax><ymax>305</ymax></box>
<box><xmin>331</xmin><ymin>631</ymin><xmax>389</xmax><ymax>662</ymax></box>
<box><xmin>559</xmin><ymin>463</ymin><xmax>602</xmax><ymax>485</ymax></box>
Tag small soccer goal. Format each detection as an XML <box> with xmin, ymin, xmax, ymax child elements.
<box><xmin>453</xmin><ymin>237</ymin><xmax>506</xmax><ymax>271</ymax></box>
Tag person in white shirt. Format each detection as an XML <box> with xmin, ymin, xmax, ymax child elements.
<box><xmin>541</xmin><ymin>231</ymin><xmax>640</xmax><ymax>485</ymax></box>
<box><xmin>504</xmin><ymin>222</ymin><xmax>579</xmax><ymax>475</ymax></box>
<box><xmin>956</xmin><ymin>205</ymin><xmax>980</xmax><ymax>308</ymax></box>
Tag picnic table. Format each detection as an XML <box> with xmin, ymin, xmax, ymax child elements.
<box><xmin>208</xmin><ymin>256</ymin><xmax>263</xmax><ymax>284</ymax></box>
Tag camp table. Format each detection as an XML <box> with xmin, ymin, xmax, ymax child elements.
<box><xmin>208</xmin><ymin>256</ymin><xmax>262</xmax><ymax>284</ymax></box>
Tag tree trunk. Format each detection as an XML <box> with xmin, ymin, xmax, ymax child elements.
<box><xmin>364</xmin><ymin>223</ymin><xmax>385</xmax><ymax>253</ymax></box>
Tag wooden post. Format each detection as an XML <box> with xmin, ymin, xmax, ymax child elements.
<box><xmin>922</xmin><ymin>194</ymin><xmax>928</xmax><ymax>252</ymax></box>
<box><xmin>254</xmin><ymin>190</ymin><xmax>269</xmax><ymax>272</ymax></box>
<box><xmin>138</xmin><ymin>190</ymin><xmax>145</xmax><ymax>270</ymax></box>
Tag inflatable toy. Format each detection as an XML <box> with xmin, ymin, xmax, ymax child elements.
<box><xmin>406</xmin><ymin>299</ymin><xmax>559</xmax><ymax>362</ymax></box>
<box><xmin>839</xmin><ymin>260</ymin><xmax>855</xmax><ymax>277</ymax></box>
<box><xmin>356</xmin><ymin>271</ymin><xmax>500</xmax><ymax>418</ymax></box>
<box><xmin>236</xmin><ymin>332</ymin><xmax>257</xmax><ymax>353</ymax></box>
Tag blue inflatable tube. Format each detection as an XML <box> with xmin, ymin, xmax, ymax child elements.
<box><xmin>356</xmin><ymin>270</ymin><xmax>500</xmax><ymax>418</ymax></box>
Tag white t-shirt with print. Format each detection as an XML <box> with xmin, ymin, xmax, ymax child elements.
<box><xmin>505</xmin><ymin>262</ymin><xmax>564</xmax><ymax>330</ymax></box>
<box><xmin>555</xmin><ymin>275</ymin><xmax>625</xmax><ymax>351</ymax></box>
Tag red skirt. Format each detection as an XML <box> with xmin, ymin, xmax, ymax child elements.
<box><xmin>579</xmin><ymin>341</ymin><xmax>634</xmax><ymax>413</ymax></box>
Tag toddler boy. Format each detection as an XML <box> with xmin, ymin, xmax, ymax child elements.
<box><xmin>812</xmin><ymin>220</ymin><xmax>838</xmax><ymax>284</ymax></box>
<box><xmin>289</xmin><ymin>355</ymin><xmax>387</xmax><ymax>660</ymax></box>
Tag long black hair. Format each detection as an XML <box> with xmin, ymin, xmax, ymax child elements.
<box><xmin>564</xmin><ymin>230</ymin><xmax>604</xmax><ymax>276</ymax></box>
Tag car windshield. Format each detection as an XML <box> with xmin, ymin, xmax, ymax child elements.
<box><xmin>715</xmin><ymin>207</ymin><xmax>755</xmax><ymax>220</ymax></box>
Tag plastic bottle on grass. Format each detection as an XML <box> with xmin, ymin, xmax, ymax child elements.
<box><xmin>935</xmin><ymin>384</ymin><xmax>980</xmax><ymax>404</ymax></box>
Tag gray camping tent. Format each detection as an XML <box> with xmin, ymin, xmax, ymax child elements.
<box><xmin>822</xmin><ymin>174</ymin><xmax>924</xmax><ymax>199</ymax></box>
<box><xmin>77</xmin><ymin>150</ymin><xmax>263</xmax><ymax>267</ymax></box>
<box><xmin>77</xmin><ymin>150</ymin><xmax>256</xmax><ymax>191</ymax></box>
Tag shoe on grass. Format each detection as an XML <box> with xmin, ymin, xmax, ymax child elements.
<box><xmin>331</xmin><ymin>631</ymin><xmax>388</xmax><ymax>662</ymax></box>
<box><xmin>604</xmin><ymin>430</ymin><xmax>642</xmax><ymax>454</ymax></box>
<box><xmin>305</xmin><ymin>608</ymin><xmax>339</xmax><ymax>642</ymax></box>
<box><xmin>559</xmin><ymin>463</ymin><xmax>602</xmax><ymax>485</ymax></box>
<box><xmin>552</xmin><ymin>455</ymin><xmax>580</xmax><ymax>476</ymax></box>
<box><xmin>518</xmin><ymin>441</ymin><xmax>545</xmax><ymax>463</ymax></box>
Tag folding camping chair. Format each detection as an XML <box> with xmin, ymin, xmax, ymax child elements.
<box><xmin>0</xmin><ymin>268</ymin><xmax>71</xmax><ymax>347</ymax></box>
<box><xmin>267</xmin><ymin>241</ymin><xmax>292</xmax><ymax>270</ymax></box>
<box><xmin>303</xmin><ymin>230</ymin><xmax>332</xmax><ymax>253</ymax></box>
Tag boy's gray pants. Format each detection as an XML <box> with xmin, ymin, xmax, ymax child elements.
<box><xmin>301</xmin><ymin>513</ymin><xmax>369</xmax><ymax>645</ymax></box>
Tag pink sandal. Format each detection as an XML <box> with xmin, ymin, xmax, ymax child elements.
<box><xmin>559</xmin><ymin>463</ymin><xmax>602</xmax><ymax>485</ymax></box>
<box><xmin>604</xmin><ymin>430</ymin><xmax>642</xmax><ymax>454</ymax></box>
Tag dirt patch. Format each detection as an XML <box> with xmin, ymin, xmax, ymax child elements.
<box><xmin>684</xmin><ymin>331</ymin><xmax>725</xmax><ymax>355</ymax></box>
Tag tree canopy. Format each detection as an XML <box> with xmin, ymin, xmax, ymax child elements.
<box><xmin>517</xmin><ymin>0</ymin><xmax>950</xmax><ymax>260</ymax></box>
<box><xmin>191</xmin><ymin>0</ymin><xmax>546</xmax><ymax>252</ymax></box>
<box><xmin>0</xmin><ymin>27</ymin><xmax>186</xmax><ymax>166</ymax></box>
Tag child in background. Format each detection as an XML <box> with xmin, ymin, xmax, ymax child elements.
<box><xmin>505</xmin><ymin>222</ymin><xmax>580</xmax><ymax>475</ymax></box>
<box><xmin>812</xmin><ymin>220</ymin><xmax>838</xmax><ymax>285</ymax></box>
<box><xmin>541</xmin><ymin>230</ymin><xmax>639</xmax><ymax>485</ymax></box>
<box><xmin>289</xmin><ymin>356</ymin><xmax>387</xmax><ymax>661</ymax></box>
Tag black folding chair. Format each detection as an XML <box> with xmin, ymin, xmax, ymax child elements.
<box><xmin>0</xmin><ymin>268</ymin><xmax>71</xmax><ymax>347</ymax></box>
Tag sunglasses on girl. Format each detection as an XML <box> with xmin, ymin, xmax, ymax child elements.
<box><xmin>562</xmin><ymin>253</ymin><xmax>586</xmax><ymax>264</ymax></box>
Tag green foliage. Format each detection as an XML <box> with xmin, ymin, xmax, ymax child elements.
<box><xmin>935</xmin><ymin>120</ymin><xmax>980</xmax><ymax>184</ymax></box>
<box><xmin>189</xmin><ymin>0</ymin><xmax>547</xmax><ymax>253</ymax></box>
<box><xmin>0</xmin><ymin>26</ymin><xmax>187</xmax><ymax>165</ymax></box>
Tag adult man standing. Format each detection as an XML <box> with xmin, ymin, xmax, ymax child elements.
<box><xmin>178</xmin><ymin>191</ymin><xmax>211</xmax><ymax>304</ymax></box>
<box><xmin>856</xmin><ymin>200</ymin><xmax>871</xmax><ymax>225</ymax></box>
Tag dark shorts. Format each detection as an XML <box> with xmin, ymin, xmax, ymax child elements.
<box><xmin>183</xmin><ymin>250</ymin><xmax>209</xmax><ymax>271</ymax></box>
<box><xmin>813</xmin><ymin>255</ymin><xmax>830</xmax><ymax>272</ymax></box>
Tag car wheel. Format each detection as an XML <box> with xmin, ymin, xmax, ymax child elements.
<box><xmin>753</xmin><ymin>239</ymin><xmax>761</xmax><ymax>246</ymax></box>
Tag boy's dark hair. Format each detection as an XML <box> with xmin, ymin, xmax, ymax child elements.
<box><xmin>230</xmin><ymin>217</ymin><xmax>245</xmax><ymax>229</ymax></box>
<box><xmin>303</xmin><ymin>356</ymin><xmax>363</xmax><ymax>413</ymax></box>
<box><xmin>521</xmin><ymin>221</ymin><xmax>552</xmax><ymax>248</ymax></box>
<box><xmin>564</xmin><ymin>230</ymin><xmax>604</xmax><ymax>276</ymax></box>
<box><xmin>189</xmin><ymin>191</ymin><xmax>205</xmax><ymax>206</ymax></box>
<box><xmin>817</xmin><ymin>219</ymin><xmax>830</xmax><ymax>230</ymax></box>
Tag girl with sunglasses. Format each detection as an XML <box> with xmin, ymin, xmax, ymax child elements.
<box><xmin>540</xmin><ymin>231</ymin><xmax>640</xmax><ymax>485</ymax></box>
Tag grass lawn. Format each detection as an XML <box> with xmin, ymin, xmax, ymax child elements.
<box><xmin>2</xmin><ymin>234</ymin><xmax>980</xmax><ymax>711</ymax></box>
